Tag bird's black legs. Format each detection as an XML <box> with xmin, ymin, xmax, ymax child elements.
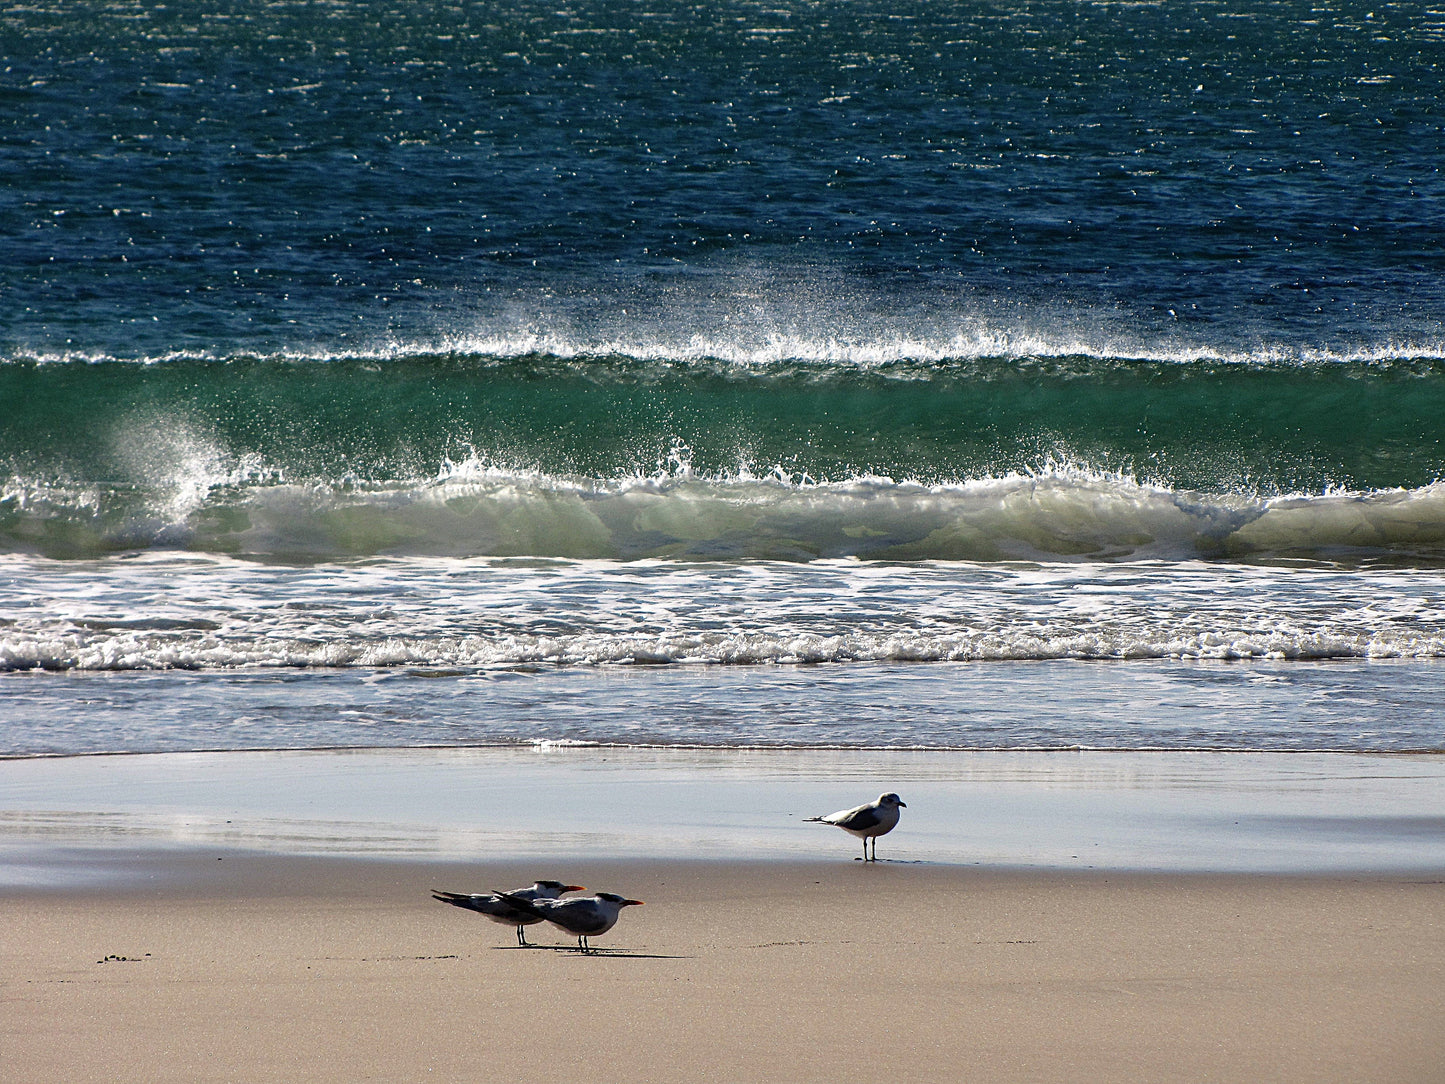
<box><xmin>516</xmin><ymin>925</ymin><xmax>529</xmax><ymax>946</ymax></box>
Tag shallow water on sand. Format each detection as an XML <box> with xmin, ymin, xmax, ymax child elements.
<box><xmin>2</xmin><ymin>747</ymin><xmax>1443</xmax><ymax>882</ymax></box>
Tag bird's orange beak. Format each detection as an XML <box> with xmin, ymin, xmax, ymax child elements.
<box><xmin>625</xmin><ymin>899</ymin><xmax>644</xmax><ymax>906</ymax></box>
<box><xmin>564</xmin><ymin>885</ymin><xmax>586</xmax><ymax>893</ymax></box>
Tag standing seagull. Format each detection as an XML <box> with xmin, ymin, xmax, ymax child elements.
<box><xmin>806</xmin><ymin>792</ymin><xmax>907</xmax><ymax>861</ymax></box>
<box><xmin>432</xmin><ymin>880</ymin><xmax>586</xmax><ymax>946</ymax></box>
<box><xmin>495</xmin><ymin>890</ymin><xmax>644</xmax><ymax>952</ymax></box>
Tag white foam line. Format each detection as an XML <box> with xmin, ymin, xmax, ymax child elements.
<box><xmin>8</xmin><ymin>336</ymin><xmax>1445</xmax><ymax>369</ymax></box>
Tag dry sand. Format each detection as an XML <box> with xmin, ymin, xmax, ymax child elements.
<box><xmin>3</xmin><ymin>854</ymin><xmax>1443</xmax><ymax>1083</ymax></box>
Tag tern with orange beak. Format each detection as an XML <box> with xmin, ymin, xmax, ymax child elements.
<box><xmin>495</xmin><ymin>890</ymin><xmax>644</xmax><ymax>952</ymax></box>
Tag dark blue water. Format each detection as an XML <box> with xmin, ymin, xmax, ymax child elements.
<box><xmin>5</xmin><ymin>0</ymin><xmax>1443</xmax><ymax>359</ymax></box>
<box><xmin>4</xmin><ymin>0</ymin><xmax>1445</xmax><ymax>756</ymax></box>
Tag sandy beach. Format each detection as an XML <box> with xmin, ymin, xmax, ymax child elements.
<box><xmin>3</xmin><ymin>748</ymin><xmax>1444</xmax><ymax>1081</ymax></box>
<box><xmin>3</xmin><ymin>853</ymin><xmax>1443</xmax><ymax>1082</ymax></box>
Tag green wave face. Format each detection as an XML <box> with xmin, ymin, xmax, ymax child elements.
<box><xmin>5</xmin><ymin>353</ymin><xmax>1445</xmax><ymax>489</ymax></box>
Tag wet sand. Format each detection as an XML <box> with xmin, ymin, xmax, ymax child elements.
<box><xmin>3</xmin><ymin>746</ymin><xmax>1445</xmax><ymax>873</ymax></box>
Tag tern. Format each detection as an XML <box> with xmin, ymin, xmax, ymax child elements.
<box><xmin>495</xmin><ymin>889</ymin><xmax>644</xmax><ymax>952</ymax></box>
<box><xmin>806</xmin><ymin>792</ymin><xmax>906</xmax><ymax>861</ymax></box>
<box><xmin>432</xmin><ymin>880</ymin><xmax>586</xmax><ymax>946</ymax></box>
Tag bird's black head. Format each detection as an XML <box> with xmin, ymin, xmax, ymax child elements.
<box><xmin>597</xmin><ymin>891</ymin><xmax>645</xmax><ymax>906</ymax></box>
<box><xmin>535</xmin><ymin>880</ymin><xmax>586</xmax><ymax>893</ymax></box>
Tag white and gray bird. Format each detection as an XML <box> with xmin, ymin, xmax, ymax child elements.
<box><xmin>805</xmin><ymin>792</ymin><xmax>906</xmax><ymax>861</ymax></box>
<box><xmin>495</xmin><ymin>889</ymin><xmax>645</xmax><ymax>952</ymax></box>
<box><xmin>432</xmin><ymin>880</ymin><xmax>586</xmax><ymax>946</ymax></box>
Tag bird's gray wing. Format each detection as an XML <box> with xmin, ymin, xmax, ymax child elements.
<box><xmin>492</xmin><ymin>891</ymin><xmax>549</xmax><ymax>920</ymax></box>
<box><xmin>550</xmin><ymin>903</ymin><xmax>611</xmax><ymax>935</ymax></box>
<box><xmin>828</xmin><ymin>805</ymin><xmax>884</xmax><ymax>831</ymax></box>
<box><xmin>435</xmin><ymin>891</ymin><xmax>534</xmax><ymax>922</ymax></box>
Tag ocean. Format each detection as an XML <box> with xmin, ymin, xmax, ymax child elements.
<box><xmin>4</xmin><ymin>0</ymin><xmax>1445</xmax><ymax>759</ymax></box>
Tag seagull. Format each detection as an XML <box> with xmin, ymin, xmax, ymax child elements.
<box><xmin>432</xmin><ymin>880</ymin><xmax>586</xmax><ymax>946</ymax></box>
<box><xmin>495</xmin><ymin>890</ymin><xmax>645</xmax><ymax>952</ymax></box>
<box><xmin>806</xmin><ymin>792</ymin><xmax>906</xmax><ymax>861</ymax></box>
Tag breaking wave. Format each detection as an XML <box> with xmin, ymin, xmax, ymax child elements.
<box><xmin>5</xmin><ymin>460</ymin><xmax>1445</xmax><ymax>563</ymax></box>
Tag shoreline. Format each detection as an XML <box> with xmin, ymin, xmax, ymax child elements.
<box><xmin>4</xmin><ymin>853</ymin><xmax>1443</xmax><ymax>1082</ymax></box>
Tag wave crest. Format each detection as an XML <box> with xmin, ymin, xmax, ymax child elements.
<box><xmin>10</xmin><ymin>335</ymin><xmax>1445</xmax><ymax>371</ymax></box>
